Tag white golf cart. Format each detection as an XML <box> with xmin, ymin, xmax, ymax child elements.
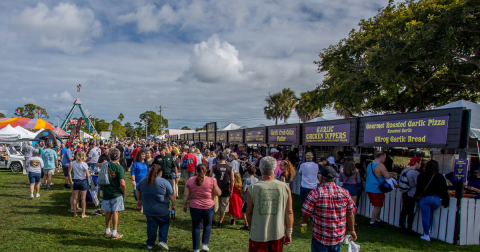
<box><xmin>0</xmin><ymin>145</ymin><xmax>25</xmax><ymax>173</ymax></box>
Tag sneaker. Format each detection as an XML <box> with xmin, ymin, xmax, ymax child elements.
<box><xmin>420</xmin><ymin>235</ymin><xmax>430</xmax><ymax>241</ymax></box>
<box><xmin>50</xmin><ymin>182</ymin><xmax>54</xmax><ymax>185</ymax></box>
<box><xmin>158</xmin><ymin>242</ymin><xmax>169</xmax><ymax>250</ymax></box>
<box><xmin>46</xmin><ymin>187</ymin><xmax>51</xmax><ymax>190</ymax></box>
<box><xmin>35</xmin><ymin>193</ymin><xmax>40</xmax><ymax>198</ymax></box>
<box><xmin>230</xmin><ymin>219</ymin><xmax>235</xmax><ymax>225</ymax></box>
<box><xmin>147</xmin><ymin>245</ymin><xmax>153</xmax><ymax>250</ymax></box>
<box><xmin>217</xmin><ymin>222</ymin><xmax>224</xmax><ymax>228</ymax></box>
<box><xmin>63</xmin><ymin>184</ymin><xmax>71</xmax><ymax>189</ymax></box>
<box><xmin>30</xmin><ymin>194</ymin><xmax>34</xmax><ymax>199</ymax></box>
<box><xmin>368</xmin><ymin>222</ymin><xmax>383</xmax><ymax>229</ymax></box>
<box><xmin>93</xmin><ymin>210</ymin><xmax>103</xmax><ymax>216</ymax></box>
<box><xmin>240</xmin><ymin>225</ymin><xmax>249</xmax><ymax>231</ymax></box>
<box><xmin>375</xmin><ymin>220</ymin><xmax>387</xmax><ymax>226</ymax></box>
<box><xmin>201</xmin><ymin>244</ymin><xmax>209</xmax><ymax>251</ymax></box>
<box><xmin>111</xmin><ymin>233</ymin><xmax>124</xmax><ymax>239</ymax></box>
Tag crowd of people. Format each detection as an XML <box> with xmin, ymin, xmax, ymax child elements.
<box><xmin>19</xmin><ymin>138</ymin><xmax>479</xmax><ymax>251</ymax></box>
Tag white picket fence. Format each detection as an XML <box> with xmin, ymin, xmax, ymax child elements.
<box><xmin>292</xmin><ymin>173</ymin><xmax>480</xmax><ymax>245</ymax></box>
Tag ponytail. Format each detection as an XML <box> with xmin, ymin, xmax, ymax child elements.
<box><xmin>147</xmin><ymin>164</ymin><xmax>163</xmax><ymax>186</ymax></box>
<box><xmin>195</xmin><ymin>164</ymin><xmax>208</xmax><ymax>186</ymax></box>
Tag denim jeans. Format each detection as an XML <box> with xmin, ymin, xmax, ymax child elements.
<box><xmin>300</xmin><ymin>186</ymin><xmax>314</xmax><ymax>203</ymax></box>
<box><xmin>311</xmin><ymin>238</ymin><xmax>342</xmax><ymax>252</ymax></box>
<box><xmin>146</xmin><ymin>215</ymin><xmax>170</xmax><ymax>246</ymax></box>
<box><xmin>190</xmin><ymin>206</ymin><xmax>214</xmax><ymax>250</ymax></box>
<box><xmin>419</xmin><ymin>195</ymin><xmax>442</xmax><ymax>235</ymax></box>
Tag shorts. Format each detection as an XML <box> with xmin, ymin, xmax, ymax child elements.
<box><xmin>172</xmin><ymin>172</ymin><xmax>181</xmax><ymax>180</ymax></box>
<box><xmin>249</xmin><ymin>237</ymin><xmax>285</xmax><ymax>252</ymax></box>
<box><xmin>73</xmin><ymin>180</ymin><xmax>88</xmax><ymax>191</ymax></box>
<box><xmin>44</xmin><ymin>169</ymin><xmax>55</xmax><ymax>175</ymax></box>
<box><xmin>62</xmin><ymin>165</ymin><xmax>70</xmax><ymax>177</ymax></box>
<box><xmin>218</xmin><ymin>196</ymin><xmax>230</xmax><ymax>212</ymax></box>
<box><xmin>28</xmin><ymin>172</ymin><xmax>41</xmax><ymax>184</ymax></box>
<box><xmin>101</xmin><ymin>195</ymin><xmax>125</xmax><ymax>212</ymax></box>
<box><xmin>368</xmin><ymin>192</ymin><xmax>385</xmax><ymax>207</ymax></box>
<box><xmin>342</xmin><ymin>183</ymin><xmax>359</xmax><ymax>197</ymax></box>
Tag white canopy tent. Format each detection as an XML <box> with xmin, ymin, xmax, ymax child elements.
<box><xmin>14</xmin><ymin>126</ymin><xmax>36</xmax><ymax>139</ymax></box>
<box><xmin>0</xmin><ymin>124</ymin><xmax>28</xmax><ymax>139</ymax></box>
<box><xmin>220</xmin><ymin>123</ymin><xmax>241</xmax><ymax>131</ymax></box>
<box><xmin>436</xmin><ymin>100</ymin><xmax>480</xmax><ymax>139</ymax></box>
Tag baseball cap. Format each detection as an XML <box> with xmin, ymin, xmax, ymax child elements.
<box><xmin>184</xmin><ymin>145</ymin><xmax>190</xmax><ymax>149</ymax></box>
<box><xmin>32</xmin><ymin>149</ymin><xmax>39</xmax><ymax>154</ymax></box>
<box><xmin>320</xmin><ymin>166</ymin><xmax>337</xmax><ymax>179</ymax></box>
<box><xmin>305</xmin><ymin>152</ymin><xmax>313</xmax><ymax>159</ymax></box>
<box><xmin>327</xmin><ymin>156</ymin><xmax>335</xmax><ymax>164</ymax></box>
<box><xmin>408</xmin><ymin>157</ymin><xmax>422</xmax><ymax>166</ymax></box>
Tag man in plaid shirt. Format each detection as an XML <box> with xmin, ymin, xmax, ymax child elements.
<box><xmin>300</xmin><ymin>166</ymin><xmax>357</xmax><ymax>252</ymax></box>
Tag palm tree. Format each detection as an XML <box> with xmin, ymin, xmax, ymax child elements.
<box><xmin>118</xmin><ymin>113</ymin><xmax>124</xmax><ymax>123</ymax></box>
<box><xmin>264</xmin><ymin>88</ymin><xmax>297</xmax><ymax>125</ymax></box>
<box><xmin>295</xmin><ymin>103</ymin><xmax>323</xmax><ymax>123</ymax></box>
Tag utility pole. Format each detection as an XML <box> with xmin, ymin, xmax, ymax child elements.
<box><xmin>156</xmin><ymin>105</ymin><xmax>166</xmax><ymax>136</ymax></box>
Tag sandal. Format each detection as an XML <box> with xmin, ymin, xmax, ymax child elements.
<box><xmin>111</xmin><ymin>233</ymin><xmax>124</xmax><ymax>239</ymax></box>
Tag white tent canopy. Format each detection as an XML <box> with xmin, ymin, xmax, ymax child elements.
<box><xmin>220</xmin><ymin>123</ymin><xmax>241</xmax><ymax>131</ymax></box>
<box><xmin>307</xmin><ymin>117</ymin><xmax>328</xmax><ymax>123</ymax></box>
<box><xmin>436</xmin><ymin>100</ymin><xmax>480</xmax><ymax>139</ymax></box>
<box><xmin>0</xmin><ymin>124</ymin><xmax>27</xmax><ymax>138</ymax></box>
<box><xmin>14</xmin><ymin>126</ymin><xmax>36</xmax><ymax>138</ymax></box>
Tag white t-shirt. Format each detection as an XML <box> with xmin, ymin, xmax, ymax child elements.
<box><xmin>27</xmin><ymin>157</ymin><xmax>44</xmax><ymax>174</ymax></box>
<box><xmin>195</xmin><ymin>154</ymin><xmax>203</xmax><ymax>166</ymax></box>
<box><xmin>230</xmin><ymin>160</ymin><xmax>240</xmax><ymax>173</ymax></box>
<box><xmin>72</xmin><ymin>161</ymin><xmax>88</xmax><ymax>180</ymax></box>
<box><xmin>88</xmin><ymin>147</ymin><xmax>101</xmax><ymax>164</ymax></box>
<box><xmin>207</xmin><ymin>157</ymin><xmax>215</xmax><ymax>170</ymax></box>
<box><xmin>299</xmin><ymin>161</ymin><xmax>319</xmax><ymax>189</ymax></box>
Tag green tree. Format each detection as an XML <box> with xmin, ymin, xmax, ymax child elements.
<box><xmin>181</xmin><ymin>126</ymin><xmax>191</xmax><ymax>130</ymax></box>
<box><xmin>124</xmin><ymin>122</ymin><xmax>136</xmax><ymax>138</ymax></box>
<box><xmin>111</xmin><ymin>120</ymin><xmax>126</xmax><ymax>137</ymax></box>
<box><xmin>312</xmin><ymin>0</ymin><xmax>480</xmax><ymax>115</ymax></box>
<box><xmin>134</xmin><ymin>122</ymin><xmax>144</xmax><ymax>137</ymax></box>
<box><xmin>0</xmin><ymin>112</ymin><xmax>5</xmax><ymax>118</ymax></box>
<box><xmin>14</xmin><ymin>104</ymin><xmax>49</xmax><ymax>119</ymax></box>
<box><xmin>118</xmin><ymin>113</ymin><xmax>124</xmax><ymax>123</ymax></box>
<box><xmin>195</xmin><ymin>126</ymin><xmax>206</xmax><ymax>132</ymax></box>
<box><xmin>139</xmin><ymin>111</ymin><xmax>168</xmax><ymax>136</ymax></box>
<box><xmin>295</xmin><ymin>90</ymin><xmax>324</xmax><ymax>122</ymax></box>
<box><xmin>264</xmin><ymin>88</ymin><xmax>297</xmax><ymax>125</ymax></box>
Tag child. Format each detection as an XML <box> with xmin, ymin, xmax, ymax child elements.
<box><xmin>171</xmin><ymin>150</ymin><xmax>180</xmax><ymax>198</ymax></box>
<box><xmin>240</xmin><ymin>166</ymin><xmax>258</xmax><ymax>230</ymax></box>
<box><xmin>228</xmin><ymin>173</ymin><xmax>244</xmax><ymax>225</ymax></box>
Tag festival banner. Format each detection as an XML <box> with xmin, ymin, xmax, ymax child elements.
<box><xmin>188</xmin><ymin>133</ymin><xmax>193</xmax><ymax>141</ymax></box>
<box><xmin>268</xmin><ymin>127</ymin><xmax>297</xmax><ymax>144</ymax></box>
<box><xmin>207</xmin><ymin>133</ymin><xmax>215</xmax><ymax>142</ymax></box>
<box><xmin>304</xmin><ymin>123</ymin><xmax>350</xmax><ymax>144</ymax></box>
<box><xmin>245</xmin><ymin>129</ymin><xmax>265</xmax><ymax>143</ymax></box>
<box><xmin>194</xmin><ymin>133</ymin><xmax>199</xmax><ymax>142</ymax></box>
<box><xmin>228</xmin><ymin>131</ymin><xmax>244</xmax><ymax>143</ymax></box>
<box><xmin>200</xmin><ymin>132</ymin><xmax>206</xmax><ymax>142</ymax></box>
<box><xmin>216</xmin><ymin>132</ymin><xmax>227</xmax><ymax>142</ymax></box>
<box><xmin>206</xmin><ymin>122</ymin><xmax>216</xmax><ymax>142</ymax></box>
<box><xmin>363</xmin><ymin>116</ymin><xmax>449</xmax><ymax>145</ymax></box>
<box><xmin>453</xmin><ymin>159</ymin><xmax>469</xmax><ymax>183</ymax></box>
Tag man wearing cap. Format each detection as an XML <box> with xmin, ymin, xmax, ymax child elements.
<box><xmin>298</xmin><ymin>152</ymin><xmax>319</xmax><ymax>203</ymax></box>
<box><xmin>398</xmin><ymin>157</ymin><xmax>421</xmax><ymax>235</ymax></box>
<box><xmin>300</xmin><ymin>166</ymin><xmax>357</xmax><ymax>251</ymax></box>
<box><xmin>152</xmin><ymin>146</ymin><xmax>178</xmax><ymax>186</ymax></box>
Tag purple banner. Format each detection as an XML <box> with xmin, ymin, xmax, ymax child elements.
<box><xmin>364</xmin><ymin>116</ymin><xmax>449</xmax><ymax>145</ymax></box>
<box><xmin>228</xmin><ymin>131</ymin><xmax>243</xmax><ymax>143</ymax></box>
<box><xmin>268</xmin><ymin>128</ymin><xmax>297</xmax><ymax>144</ymax></box>
<box><xmin>200</xmin><ymin>132</ymin><xmax>206</xmax><ymax>142</ymax></box>
<box><xmin>207</xmin><ymin>123</ymin><xmax>216</xmax><ymax>133</ymax></box>
<box><xmin>216</xmin><ymin>132</ymin><xmax>227</xmax><ymax>142</ymax></box>
<box><xmin>194</xmin><ymin>133</ymin><xmax>199</xmax><ymax>141</ymax></box>
<box><xmin>188</xmin><ymin>134</ymin><xmax>193</xmax><ymax>141</ymax></box>
<box><xmin>453</xmin><ymin>159</ymin><xmax>468</xmax><ymax>183</ymax></box>
<box><xmin>207</xmin><ymin>132</ymin><xmax>215</xmax><ymax>142</ymax></box>
<box><xmin>304</xmin><ymin>123</ymin><xmax>350</xmax><ymax>144</ymax></box>
<box><xmin>245</xmin><ymin>129</ymin><xmax>265</xmax><ymax>143</ymax></box>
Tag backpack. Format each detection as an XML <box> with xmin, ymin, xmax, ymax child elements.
<box><xmin>124</xmin><ymin>148</ymin><xmax>131</xmax><ymax>158</ymax></box>
<box><xmin>181</xmin><ymin>154</ymin><xmax>189</xmax><ymax>169</ymax></box>
<box><xmin>398</xmin><ymin>169</ymin><xmax>413</xmax><ymax>193</ymax></box>
<box><xmin>97</xmin><ymin>162</ymin><xmax>110</xmax><ymax>186</ymax></box>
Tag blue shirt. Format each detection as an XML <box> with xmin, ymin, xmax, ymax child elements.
<box><xmin>40</xmin><ymin>149</ymin><xmax>58</xmax><ymax>169</ymax></box>
<box><xmin>469</xmin><ymin>178</ymin><xmax>480</xmax><ymax>200</ymax></box>
<box><xmin>62</xmin><ymin>149</ymin><xmax>73</xmax><ymax>166</ymax></box>
<box><xmin>131</xmin><ymin>161</ymin><xmax>149</xmax><ymax>184</ymax></box>
<box><xmin>136</xmin><ymin>177</ymin><xmax>173</xmax><ymax>216</ymax></box>
<box><xmin>365</xmin><ymin>162</ymin><xmax>385</xmax><ymax>193</ymax></box>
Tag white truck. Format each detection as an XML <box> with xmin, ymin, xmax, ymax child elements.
<box><xmin>0</xmin><ymin>145</ymin><xmax>25</xmax><ymax>173</ymax></box>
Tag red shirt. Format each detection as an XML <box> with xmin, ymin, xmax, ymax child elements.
<box><xmin>301</xmin><ymin>183</ymin><xmax>357</xmax><ymax>246</ymax></box>
<box><xmin>183</xmin><ymin>153</ymin><xmax>198</xmax><ymax>172</ymax></box>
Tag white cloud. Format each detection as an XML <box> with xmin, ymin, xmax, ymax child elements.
<box><xmin>179</xmin><ymin>34</ymin><xmax>246</xmax><ymax>83</ymax></box>
<box><xmin>47</xmin><ymin>91</ymin><xmax>74</xmax><ymax>103</ymax></box>
<box><xmin>21</xmin><ymin>97</ymin><xmax>36</xmax><ymax>103</ymax></box>
<box><xmin>117</xmin><ymin>3</ymin><xmax>178</xmax><ymax>33</ymax></box>
<box><xmin>14</xmin><ymin>2</ymin><xmax>102</xmax><ymax>54</ymax></box>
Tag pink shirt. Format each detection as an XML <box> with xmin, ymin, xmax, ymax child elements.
<box><xmin>186</xmin><ymin>176</ymin><xmax>217</xmax><ymax>209</ymax></box>
<box><xmin>274</xmin><ymin>160</ymin><xmax>283</xmax><ymax>177</ymax></box>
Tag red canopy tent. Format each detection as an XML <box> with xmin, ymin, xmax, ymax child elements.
<box><xmin>53</xmin><ymin>126</ymin><xmax>70</xmax><ymax>138</ymax></box>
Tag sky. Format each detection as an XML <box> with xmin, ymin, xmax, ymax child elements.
<box><xmin>0</xmin><ymin>0</ymin><xmax>388</xmax><ymax>130</ymax></box>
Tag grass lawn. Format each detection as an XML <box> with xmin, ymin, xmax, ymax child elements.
<box><xmin>1</xmin><ymin>170</ymin><xmax>479</xmax><ymax>252</ymax></box>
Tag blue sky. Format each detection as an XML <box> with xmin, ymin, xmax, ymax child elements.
<box><xmin>0</xmin><ymin>0</ymin><xmax>387</xmax><ymax>130</ymax></box>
